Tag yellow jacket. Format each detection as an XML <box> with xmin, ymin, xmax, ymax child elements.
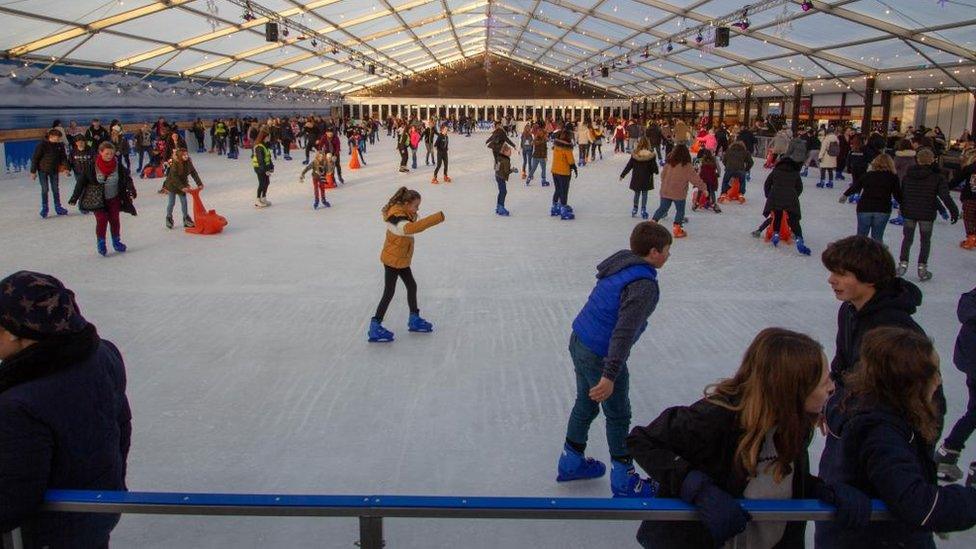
<box><xmin>552</xmin><ymin>146</ymin><xmax>576</xmax><ymax>176</ymax></box>
<box><xmin>380</xmin><ymin>204</ymin><xmax>445</xmax><ymax>269</ymax></box>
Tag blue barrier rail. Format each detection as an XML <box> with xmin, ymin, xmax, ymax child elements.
<box><xmin>0</xmin><ymin>490</ymin><xmax>892</xmax><ymax>549</ymax></box>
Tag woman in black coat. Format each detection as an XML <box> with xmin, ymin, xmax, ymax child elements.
<box><xmin>840</xmin><ymin>153</ymin><xmax>903</xmax><ymax>241</ymax></box>
<box><xmin>0</xmin><ymin>271</ymin><xmax>131</xmax><ymax>548</ymax></box>
<box><xmin>619</xmin><ymin>137</ymin><xmax>658</xmax><ymax>219</ymax></box>
<box><xmin>628</xmin><ymin>328</ymin><xmax>863</xmax><ymax>549</ymax></box>
<box><xmin>896</xmin><ymin>147</ymin><xmax>959</xmax><ymax>281</ymax></box>
<box><xmin>818</xmin><ymin>326</ymin><xmax>976</xmax><ymax>548</ymax></box>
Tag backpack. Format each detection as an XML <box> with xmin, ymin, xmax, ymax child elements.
<box><xmin>827</xmin><ymin>140</ymin><xmax>839</xmax><ymax>157</ymax></box>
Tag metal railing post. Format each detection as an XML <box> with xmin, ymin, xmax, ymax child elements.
<box><xmin>358</xmin><ymin>516</ymin><xmax>383</xmax><ymax>549</ymax></box>
<box><xmin>2</xmin><ymin>529</ymin><xmax>23</xmax><ymax>549</ymax></box>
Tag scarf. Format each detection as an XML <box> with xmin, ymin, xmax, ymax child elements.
<box><xmin>95</xmin><ymin>154</ymin><xmax>117</xmax><ymax>177</ymax></box>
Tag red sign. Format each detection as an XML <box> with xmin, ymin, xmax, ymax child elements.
<box><xmin>812</xmin><ymin>106</ymin><xmax>851</xmax><ymax>117</ymax></box>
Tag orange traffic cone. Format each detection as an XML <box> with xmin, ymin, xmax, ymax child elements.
<box><xmin>324</xmin><ymin>173</ymin><xmax>337</xmax><ymax>189</ymax></box>
<box><xmin>348</xmin><ymin>148</ymin><xmax>362</xmax><ymax>170</ymax></box>
<box><xmin>764</xmin><ymin>211</ymin><xmax>793</xmax><ymax>244</ymax></box>
<box><xmin>183</xmin><ymin>187</ymin><xmax>227</xmax><ymax>235</ymax></box>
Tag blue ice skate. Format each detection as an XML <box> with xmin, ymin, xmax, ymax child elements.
<box><xmin>408</xmin><ymin>313</ymin><xmax>433</xmax><ymax>333</ymax></box>
<box><xmin>611</xmin><ymin>460</ymin><xmax>659</xmax><ymax>498</ymax></box>
<box><xmin>796</xmin><ymin>238</ymin><xmax>811</xmax><ymax>256</ymax></box>
<box><xmin>112</xmin><ymin>237</ymin><xmax>127</xmax><ymax>253</ymax></box>
<box><xmin>54</xmin><ymin>204</ymin><xmax>68</xmax><ymax>216</ymax></box>
<box><xmin>800</xmin><ymin>167</ymin><xmax>809</xmax><ymax>177</ymax></box>
<box><xmin>556</xmin><ymin>443</ymin><xmax>606</xmax><ymax>482</ymax></box>
<box><xmin>771</xmin><ymin>233</ymin><xmax>781</xmax><ymax>247</ymax></box>
<box><xmin>40</xmin><ymin>204</ymin><xmax>49</xmax><ymax>218</ymax></box>
<box><xmin>560</xmin><ymin>205</ymin><xmax>575</xmax><ymax>220</ymax></box>
<box><xmin>889</xmin><ymin>215</ymin><xmax>904</xmax><ymax>225</ymax></box>
<box><xmin>835</xmin><ymin>172</ymin><xmax>846</xmax><ymax>181</ymax></box>
<box><xmin>848</xmin><ymin>193</ymin><xmax>860</xmax><ymax>204</ymax></box>
<box><xmin>541</xmin><ymin>180</ymin><xmax>550</xmax><ymax>187</ymax></box>
<box><xmin>496</xmin><ymin>205</ymin><xmax>510</xmax><ymax>216</ymax></box>
<box><xmin>816</xmin><ymin>180</ymin><xmax>825</xmax><ymax>188</ymax></box>
<box><xmin>368</xmin><ymin>319</ymin><xmax>395</xmax><ymax>342</ymax></box>
<box><xmin>96</xmin><ymin>238</ymin><xmax>107</xmax><ymax>257</ymax></box>
<box><xmin>825</xmin><ymin>181</ymin><xmax>834</xmax><ymax>189</ymax></box>
<box><xmin>321</xmin><ymin>199</ymin><xmax>331</xmax><ymax>208</ymax></box>
<box><xmin>314</xmin><ymin>199</ymin><xmax>319</xmax><ymax>210</ymax></box>
<box><xmin>550</xmin><ymin>204</ymin><xmax>561</xmax><ymax>217</ymax></box>
<box><xmin>641</xmin><ymin>209</ymin><xmax>649</xmax><ymax>220</ymax></box>
<box><xmin>632</xmin><ymin>207</ymin><xmax>638</xmax><ymax>218</ymax></box>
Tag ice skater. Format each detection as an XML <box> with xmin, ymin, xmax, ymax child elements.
<box><xmin>752</xmin><ymin>141</ymin><xmax>811</xmax><ymax>255</ymax></box>
<box><xmin>494</xmin><ymin>143</ymin><xmax>518</xmax><ymax>216</ymax></box>
<box><xmin>158</xmin><ymin>148</ymin><xmax>202</xmax><ymax>229</ymax></box>
<box><xmin>79</xmin><ymin>142</ymin><xmax>137</xmax><ymax>256</ymax></box>
<box><xmin>251</xmin><ymin>129</ymin><xmax>274</xmax><ymax>208</ymax></box>
<box><xmin>619</xmin><ymin>137</ymin><xmax>657</xmax><ymax>219</ymax></box>
<box><xmin>368</xmin><ymin>187</ymin><xmax>445</xmax><ymax>343</ymax></box>
<box><xmin>550</xmin><ymin>130</ymin><xmax>578</xmax><ymax>219</ymax></box>
<box><xmin>30</xmin><ymin>129</ymin><xmax>70</xmax><ymax>218</ymax></box>
<box><xmin>299</xmin><ymin>150</ymin><xmax>334</xmax><ymax>209</ymax></box>
<box><xmin>432</xmin><ymin>124</ymin><xmax>450</xmax><ymax>184</ymax></box>
<box><xmin>557</xmin><ymin>221</ymin><xmax>671</xmax><ymax>497</ymax></box>
<box><xmin>653</xmin><ymin>144</ymin><xmax>707</xmax><ymax>238</ymax></box>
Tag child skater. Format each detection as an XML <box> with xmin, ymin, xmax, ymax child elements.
<box><xmin>695</xmin><ymin>149</ymin><xmax>722</xmax><ymax>213</ymax></box>
<box><xmin>368</xmin><ymin>187</ymin><xmax>445</xmax><ymax>343</ymax></box>
<box><xmin>158</xmin><ymin>147</ymin><xmax>202</xmax><ymax>229</ymax></box>
<box><xmin>653</xmin><ymin>144</ymin><xmax>707</xmax><ymax>238</ymax></box>
<box><xmin>251</xmin><ymin>129</ymin><xmax>274</xmax><ymax>208</ymax></box>
<box><xmin>935</xmin><ymin>287</ymin><xmax>976</xmax><ymax>482</ymax></box>
<box><xmin>557</xmin><ymin>221</ymin><xmax>672</xmax><ymax>497</ymax></box>
<box><xmin>494</xmin><ymin>143</ymin><xmax>518</xmax><ymax>216</ymax></box>
<box><xmin>432</xmin><ymin>124</ymin><xmax>451</xmax><ymax>184</ymax></box>
<box><xmin>299</xmin><ymin>150</ymin><xmax>333</xmax><ymax>210</ymax></box>
<box><xmin>751</xmin><ymin>142</ymin><xmax>811</xmax><ymax>255</ymax></box>
<box><xmin>551</xmin><ymin>130</ymin><xmax>578</xmax><ymax>219</ymax></box>
<box><xmin>619</xmin><ymin>137</ymin><xmax>657</xmax><ymax>219</ymax></box>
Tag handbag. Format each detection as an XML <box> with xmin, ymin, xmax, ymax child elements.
<box><xmin>79</xmin><ymin>181</ymin><xmax>104</xmax><ymax>211</ymax></box>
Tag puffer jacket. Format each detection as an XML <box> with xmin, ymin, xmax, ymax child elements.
<box><xmin>620</xmin><ymin>149</ymin><xmax>658</xmax><ymax>192</ymax></box>
<box><xmin>900</xmin><ymin>164</ymin><xmax>959</xmax><ymax>222</ymax></box>
<box><xmin>162</xmin><ymin>158</ymin><xmax>203</xmax><ymax>195</ymax></box>
<box><xmin>30</xmin><ymin>140</ymin><xmax>68</xmax><ymax>175</ymax></box>
<box><xmin>380</xmin><ymin>204</ymin><xmax>445</xmax><ymax>269</ymax></box>
<box><xmin>762</xmin><ymin>158</ymin><xmax>803</xmax><ymax>217</ymax></box>
<box><xmin>842</xmin><ymin>169</ymin><xmax>902</xmax><ymax>214</ymax></box>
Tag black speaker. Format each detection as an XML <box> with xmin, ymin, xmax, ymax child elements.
<box><xmin>265</xmin><ymin>22</ymin><xmax>279</xmax><ymax>42</ymax></box>
<box><xmin>714</xmin><ymin>27</ymin><xmax>730</xmax><ymax>47</ymax></box>
<box><xmin>368</xmin><ymin>64</ymin><xmax>375</xmax><ymax>75</ymax></box>
<box><xmin>600</xmin><ymin>67</ymin><xmax>609</xmax><ymax>78</ymax></box>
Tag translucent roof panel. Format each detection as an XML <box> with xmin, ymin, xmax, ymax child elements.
<box><xmin>0</xmin><ymin>0</ymin><xmax>972</xmax><ymax>96</ymax></box>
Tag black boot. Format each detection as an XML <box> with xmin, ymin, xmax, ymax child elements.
<box><xmin>165</xmin><ymin>216</ymin><xmax>174</xmax><ymax>229</ymax></box>
<box><xmin>183</xmin><ymin>215</ymin><xmax>195</xmax><ymax>229</ymax></box>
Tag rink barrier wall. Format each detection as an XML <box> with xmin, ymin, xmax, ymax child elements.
<box><xmin>0</xmin><ymin>490</ymin><xmax>892</xmax><ymax>549</ymax></box>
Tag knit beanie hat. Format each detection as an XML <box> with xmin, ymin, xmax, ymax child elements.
<box><xmin>0</xmin><ymin>271</ymin><xmax>88</xmax><ymax>340</ymax></box>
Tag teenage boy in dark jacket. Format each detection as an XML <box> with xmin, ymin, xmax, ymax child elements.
<box><xmin>557</xmin><ymin>222</ymin><xmax>671</xmax><ymax>497</ymax></box>
<box><xmin>816</xmin><ymin>236</ymin><xmax>938</xmax><ymax>546</ymax></box>
<box><xmin>0</xmin><ymin>271</ymin><xmax>131</xmax><ymax>548</ymax></box>
<box><xmin>30</xmin><ymin>129</ymin><xmax>69</xmax><ymax>218</ymax></box>
<box><xmin>936</xmin><ymin>288</ymin><xmax>976</xmax><ymax>481</ymax></box>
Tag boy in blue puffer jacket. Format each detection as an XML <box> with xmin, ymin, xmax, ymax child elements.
<box><xmin>557</xmin><ymin>221</ymin><xmax>672</xmax><ymax>497</ymax></box>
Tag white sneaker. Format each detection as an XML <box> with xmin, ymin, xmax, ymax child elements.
<box><xmin>261</xmin><ymin>197</ymin><xmax>272</xmax><ymax>207</ymax></box>
<box><xmin>254</xmin><ymin>200</ymin><xmax>267</xmax><ymax>208</ymax></box>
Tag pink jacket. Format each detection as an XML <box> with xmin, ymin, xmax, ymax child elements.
<box><xmin>660</xmin><ymin>162</ymin><xmax>707</xmax><ymax>201</ymax></box>
<box><xmin>703</xmin><ymin>134</ymin><xmax>718</xmax><ymax>152</ymax></box>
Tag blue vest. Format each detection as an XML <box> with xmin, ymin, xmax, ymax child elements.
<box><xmin>572</xmin><ymin>264</ymin><xmax>656</xmax><ymax>357</ymax></box>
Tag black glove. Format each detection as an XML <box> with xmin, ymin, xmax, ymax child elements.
<box><xmin>680</xmin><ymin>470</ymin><xmax>750</xmax><ymax>547</ymax></box>
<box><xmin>572</xmin><ymin>167</ymin><xmax>579</xmax><ymax>178</ymax></box>
<box><xmin>818</xmin><ymin>482</ymin><xmax>871</xmax><ymax>529</ymax></box>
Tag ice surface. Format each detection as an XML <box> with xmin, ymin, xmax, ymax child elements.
<box><xmin>1</xmin><ymin>133</ymin><xmax>974</xmax><ymax>548</ymax></box>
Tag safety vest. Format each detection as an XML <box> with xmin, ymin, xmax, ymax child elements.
<box><xmin>251</xmin><ymin>143</ymin><xmax>270</xmax><ymax>169</ymax></box>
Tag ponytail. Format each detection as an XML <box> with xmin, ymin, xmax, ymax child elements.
<box><xmin>382</xmin><ymin>186</ymin><xmax>421</xmax><ymax>216</ymax></box>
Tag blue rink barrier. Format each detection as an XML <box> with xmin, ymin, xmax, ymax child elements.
<box><xmin>0</xmin><ymin>490</ymin><xmax>891</xmax><ymax>549</ymax></box>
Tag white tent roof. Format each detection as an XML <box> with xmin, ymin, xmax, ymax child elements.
<box><xmin>2</xmin><ymin>0</ymin><xmax>974</xmax><ymax>97</ymax></box>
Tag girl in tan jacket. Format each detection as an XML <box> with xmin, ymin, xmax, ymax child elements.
<box><xmin>652</xmin><ymin>144</ymin><xmax>707</xmax><ymax>238</ymax></box>
<box><xmin>369</xmin><ymin>187</ymin><xmax>445</xmax><ymax>342</ymax></box>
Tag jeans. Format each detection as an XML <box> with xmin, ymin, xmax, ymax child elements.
<box><xmin>578</xmin><ymin>144</ymin><xmax>589</xmax><ymax>165</ymax></box>
<box><xmin>495</xmin><ymin>176</ymin><xmax>507</xmax><ymax>207</ymax></box>
<box><xmin>946</xmin><ymin>374</ymin><xmax>976</xmax><ymax>451</ymax></box>
<box><xmin>411</xmin><ymin>147</ymin><xmax>417</xmax><ymax>169</ymax></box>
<box><xmin>136</xmin><ymin>150</ymin><xmax>146</xmax><ymax>171</ymax></box>
<box><xmin>374</xmin><ymin>265</ymin><xmax>418</xmax><ymax>322</ymax></box>
<box><xmin>565</xmin><ymin>333</ymin><xmax>631</xmax><ymax>458</ymax></box>
<box><xmin>856</xmin><ymin>212</ymin><xmax>890</xmax><ymax>241</ymax></box>
<box><xmin>721</xmin><ymin>170</ymin><xmax>748</xmax><ymax>194</ymax></box>
<box><xmin>521</xmin><ymin>147</ymin><xmax>532</xmax><ymax>172</ymax></box>
<box><xmin>552</xmin><ymin>174</ymin><xmax>571</xmax><ymax>206</ymax></box>
<box><xmin>627</xmin><ymin>138</ymin><xmax>637</xmax><ymax>153</ymax></box>
<box><xmin>591</xmin><ymin>143</ymin><xmax>602</xmax><ymax>160</ymax></box>
<box><xmin>633</xmin><ymin>190</ymin><xmax>648</xmax><ymax>210</ymax></box>
<box><xmin>900</xmin><ymin>219</ymin><xmax>934</xmax><ymax>263</ymax></box>
<box><xmin>38</xmin><ymin>171</ymin><xmax>61</xmax><ymax>208</ymax></box>
<box><xmin>166</xmin><ymin>192</ymin><xmax>188</xmax><ymax>218</ymax></box>
<box><xmin>615</xmin><ymin>138</ymin><xmax>625</xmax><ymax>153</ymax></box>
<box><xmin>425</xmin><ymin>144</ymin><xmax>435</xmax><ymax>165</ymax></box>
<box><xmin>652</xmin><ymin>198</ymin><xmax>686</xmax><ymax>225</ymax></box>
<box><xmin>528</xmin><ymin>157</ymin><xmax>547</xmax><ymax>183</ymax></box>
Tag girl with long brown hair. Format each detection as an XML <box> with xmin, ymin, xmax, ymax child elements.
<box><xmin>251</xmin><ymin>129</ymin><xmax>273</xmax><ymax>208</ymax></box>
<box><xmin>368</xmin><ymin>187</ymin><xmax>445</xmax><ymax>343</ymax></box>
<box><xmin>628</xmin><ymin>328</ymin><xmax>864</xmax><ymax>548</ymax></box>
<box><xmin>817</xmin><ymin>326</ymin><xmax>976</xmax><ymax>547</ymax></box>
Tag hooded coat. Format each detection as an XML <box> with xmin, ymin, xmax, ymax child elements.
<box><xmin>620</xmin><ymin>149</ymin><xmax>659</xmax><ymax>192</ymax></box>
<box><xmin>817</xmin><ymin>401</ymin><xmax>976</xmax><ymax>548</ymax></box>
<box><xmin>762</xmin><ymin>159</ymin><xmax>804</xmax><ymax>217</ymax></box>
<box><xmin>841</xmin><ymin>168</ymin><xmax>903</xmax><ymax>214</ymax></box>
<box><xmin>379</xmin><ymin>204</ymin><xmax>445</xmax><ymax>269</ymax></box>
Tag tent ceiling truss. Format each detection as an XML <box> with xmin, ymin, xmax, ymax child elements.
<box><xmin>2</xmin><ymin>0</ymin><xmax>974</xmax><ymax>97</ymax></box>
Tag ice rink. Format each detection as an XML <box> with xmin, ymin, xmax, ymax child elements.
<box><xmin>2</xmin><ymin>132</ymin><xmax>974</xmax><ymax>548</ymax></box>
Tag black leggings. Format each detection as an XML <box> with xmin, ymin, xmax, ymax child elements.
<box><xmin>900</xmin><ymin>219</ymin><xmax>934</xmax><ymax>263</ymax></box>
<box><xmin>374</xmin><ymin>265</ymin><xmax>418</xmax><ymax>322</ymax></box>
<box><xmin>757</xmin><ymin>210</ymin><xmax>803</xmax><ymax>239</ymax></box>
<box><xmin>255</xmin><ymin>170</ymin><xmax>270</xmax><ymax>198</ymax></box>
<box><xmin>552</xmin><ymin>174</ymin><xmax>571</xmax><ymax>206</ymax></box>
<box><xmin>399</xmin><ymin>147</ymin><xmax>409</xmax><ymax>168</ymax></box>
<box><xmin>435</xmin><ymin>152</ymin><xmax>449</xmax><ymax>177</ymax></box>
<box><xmin>633</xmin><ymin>190</ymin><xmax>648</xmax><ymax>210</ymax></box>
<box><xmin>305</xmin><ymin>140</ymin><xmax>316</xmax><ymax>162</ymax></box>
